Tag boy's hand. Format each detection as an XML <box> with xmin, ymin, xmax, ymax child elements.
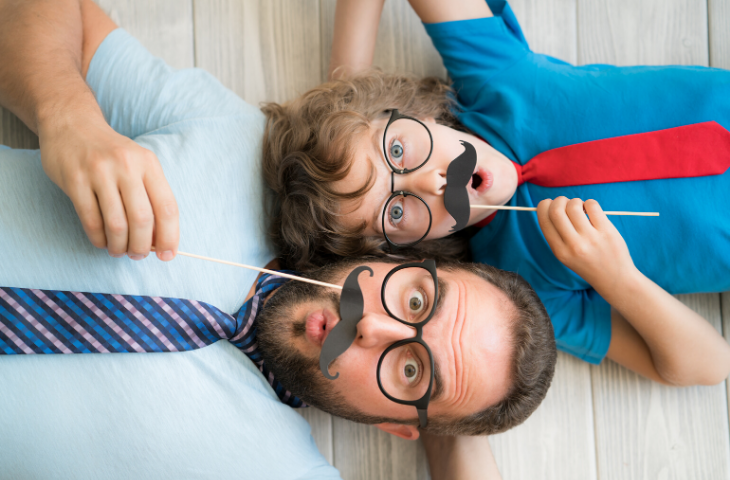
<box><xmin>537</xmin><ymin>197</ymin><xmax>635</xmax><ymax>293</ymax></box>
<box><xmin>38</xmin><ymin>113</ymin><xmax>179</xmax><ymax>262</ymax></box>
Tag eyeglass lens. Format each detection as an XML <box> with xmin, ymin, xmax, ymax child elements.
<box><xmin>383</xmin><ymin>116</ymin><xmax>433</xmax><ymax>246</ymax></box>
<box><xmin>384</xmin><ymin>117</ymin><xmax>432</xmax><ymax>172</ymax></box>
<box><xmin>378</xmin><ymin>266</ymin><xmax>435</xmax><ymax>403</ymax></box>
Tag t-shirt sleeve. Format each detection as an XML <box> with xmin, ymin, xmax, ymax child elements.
<box><xmin>539</xmin><ymin>287</ymin><xmax>612</xmax><ymax>364</ymax></box>
<box><xmin>422</xmin><ymin>0</ymin><xmax>531</xmax><ymax>108</ymax></box>
<box><xmin>86</xmin><ymin>29</ymin><xmax>250</xmax><ymax>139</ymax></box>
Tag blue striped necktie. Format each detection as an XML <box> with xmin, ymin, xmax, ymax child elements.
<box><xmin>0</xmin><ymin>272</ymin><xmax>303</xmax><ymax>407</ymax></box>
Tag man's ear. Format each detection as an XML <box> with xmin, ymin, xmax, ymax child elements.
<box><xmin>374</xmin><ymin>423</ymin><xmax>420</xmax><ymax>441</ymax></box>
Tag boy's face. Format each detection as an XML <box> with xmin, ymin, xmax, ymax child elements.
<box><xmin>334</xmin><ymin>115</ymin><xmax>519</xmax><ymax>242</ymax></box>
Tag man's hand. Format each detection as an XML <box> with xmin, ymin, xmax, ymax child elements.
<box><xmin>38</xmin><ymin>113</ymin><xmax>179</xmax><ymax>261</ymax></box>
<box><xmin>537</xmin><ymin>196</ymin><xmax>634</xmax><ymax>292</ymax></box>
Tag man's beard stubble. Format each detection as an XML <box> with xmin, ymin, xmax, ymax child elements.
<box><xmin>256</xmin><ymin>265</ymin><xmax>348</xmax><ymax>411</ymax></box>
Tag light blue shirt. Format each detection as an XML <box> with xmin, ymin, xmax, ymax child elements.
<box><xmin>0</xmin><ymin>29</ymin><xmax>340</xmax><ymax>480</ymax></box>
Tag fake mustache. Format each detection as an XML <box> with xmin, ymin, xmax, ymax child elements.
<box><xmin>319</xmin><ymin>266</ymin><xmax>373</xmax><ymax>380</ymax></box>
<box><xmin>443</xmin><ymin>141</ymin><xmax>477</xmax><ymax>233</ymax></box>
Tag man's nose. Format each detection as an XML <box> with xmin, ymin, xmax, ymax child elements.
<box><xmin>393</xmin><ymin>167</ymin><xmax>446</xmax><ymax>197</ymax></box>
<box><xmin>355</xmin><ymin>312</ymin><xmax>416</xmax><ymax>350</ymax></box>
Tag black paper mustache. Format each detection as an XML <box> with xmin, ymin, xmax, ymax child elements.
<box><xmin>443</xmin><ymin>140</ymin><xmax>477</xmax><ymax>233</ymax></box>
<box><xmin>319</xmin><ymin>266</ymin><xmax>373</xmax><ymax>380</ymax></box>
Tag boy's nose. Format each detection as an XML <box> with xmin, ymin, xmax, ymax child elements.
<box><xmin>393</xmin><ymin>167</ymin><xmax>446</xmax><ymax>197</ymax></box>
<box><xmin>355</xmin><ymin>312</ymin><xmax>416</xmax><ymax>350</ymax></box>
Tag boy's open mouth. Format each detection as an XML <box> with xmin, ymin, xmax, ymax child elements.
<box><xmin>471</xmin><ymin>168</ymin><xmax>493</xmax><ymax>193</ymax></box>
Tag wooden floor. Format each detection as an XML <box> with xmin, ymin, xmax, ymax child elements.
<box><xmin>1</xmin><ymin>1</ymin><xmax>729</xmax><ymax>479</ymax></box>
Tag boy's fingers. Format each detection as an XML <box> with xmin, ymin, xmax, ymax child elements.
<box><xmin>565</xmin><ymin>197</ymin><xmax>593</xmax><ymax>235</ymax></box>
<box><xmin>121</xmin><ymin>178</ymin><xmax>154</xmax><ymax>261</ymax></box>
<box><xmin>144</xmin><ymin>162</ymin><xmax>179</xmax><ymax>262</ymax></box>
<box><xmin>547</xmin><ymin>196</ymin><xmax>580</xmax><ymax>245</ymax></box>
<box><xmin>537</xmin><ymin>199</ymin><xmax>566</xmax><ymax>252</ymax></box>
<box><xmin>583</xmin><ymin>199</ymin><xmax>613</xmax><ymax>230</ymax></box>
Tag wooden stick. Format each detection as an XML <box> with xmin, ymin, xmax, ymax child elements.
<box><xmin>172</xmin><ymin>250</ymin><xmax>343</xmax><ymax>290</ymax></box>
<box><xmin>471</xmin><ymin>205</ymin><xmax>659</xmax><ymax>216</ymax></box>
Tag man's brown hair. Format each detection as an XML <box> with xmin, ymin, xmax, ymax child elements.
<box><xmin>258</xmin><ymin>258</ymin><xmax>557</xmax><ymax>436</ymax></box>
<box><xmin>261</xmin><ymin>70</ymin><xmax>467</xmax><ymax>271</ymax></box>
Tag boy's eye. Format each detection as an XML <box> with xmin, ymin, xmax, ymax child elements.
<box><xmin>389</xmin><ymin>200</ymin><xmax>404</xmax><ymax>225</ymax></box>
<box><xmin>390</xmin><ymin>139</ymin><xmax>404</xmax><ymax>163</ymax></box>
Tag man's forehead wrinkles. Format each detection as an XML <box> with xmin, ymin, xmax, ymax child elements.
<box><xmin>452</xmin><ymin>281</ymin><xmax>472</xmax><ymax>408</ymax></box>
<box><xmin>438</xmin><ymin>277</ymin><xmax>471</xmax><ymax>410</ymax></box>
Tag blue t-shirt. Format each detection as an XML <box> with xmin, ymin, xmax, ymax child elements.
<box><xmin>0</xmin><ymin>29</ymin><xmax>340</xmax><ymax>480</ymax></box>
<box><xmin>424</xmin><ymin>0</ymin><xmax>730</xmax><ymax>363</ymax></box>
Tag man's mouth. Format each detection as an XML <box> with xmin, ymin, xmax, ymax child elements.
<box><xmin>470</xmin><ymin>167</ymin><xmax>493</xmax><ymax>193</ymax></box>
<box><xmin>305</xmin><ymin>308</ymin><xmax>339</xmax><ymax>347</ymax></box>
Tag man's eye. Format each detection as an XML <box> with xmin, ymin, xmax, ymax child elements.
<box><xmin>389</xmin><ymin>200</ymin><xmax>404</xmax><ymax>225</ymax></box>
<box><xmin>390</xmin><ymin>139</ymin><xmax>404</xmax><ymax>163</ymax></box>
<box><xmin>403</xmin><ymin>357</ymin><xmax>420</xmax><ymax>384</ymax></box>
<box><xmin>409</xmin><ymin>290</ymin><xmax>425</xmax><ymax>315</ymax></box>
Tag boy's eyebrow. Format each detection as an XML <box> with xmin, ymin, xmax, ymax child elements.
<box><xmin>369</xmin><ymin>126</ymin><xmax>389</xmax><ymax>235</ymax></box>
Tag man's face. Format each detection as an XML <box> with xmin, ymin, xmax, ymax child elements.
<box><xmin>256</xmin><ymin>261</ymin><xmax>515</xmax><ymax>424</ymax></box>
<box><xmin>333</xmin><ymin>115</ymin><xmax>519</xmax><ymax>243</ymax></box>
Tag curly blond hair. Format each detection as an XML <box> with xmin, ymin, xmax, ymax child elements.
<box><xmin>262</xmin><ymin>70</ymin><xmax>468</xmax><ymax>271</ymax></box>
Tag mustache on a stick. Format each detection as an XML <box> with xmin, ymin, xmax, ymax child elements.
<box><xmin>319</xmin><ymin>266</ymin><xmax>373</xmax><ymax>380</ymax></box>
<box><xmin>444</xmin><ymin>141</ymin><xmax>477</xmax><ymax>233</ymax></box>
<box><xmin>157</xmin><ymin>250</ymin><xmax>372</xmax><ymax>382</ymax></box>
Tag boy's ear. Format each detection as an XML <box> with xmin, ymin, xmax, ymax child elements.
<box><xmin>374</xmin><ymin>422</ymin><xmax>420</xmax><ymax>440</ymax></box>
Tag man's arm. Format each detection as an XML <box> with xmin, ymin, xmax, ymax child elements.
<box><xmin>328</xmin><ymin>0</ymin><xmax>492</xmax><ymax>80</ymax></box>
<box><xmin>538</xmin><ymin>197</ymin><xmax>730</xmax><ymax>386</ymax></box>
<box><xmin>0</xmin><ymin>0</ymin><xmax>179</xmax><ymax>262</ymax></box>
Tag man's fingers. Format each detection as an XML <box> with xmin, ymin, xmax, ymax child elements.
<box><xmin>71</xmin><ymin>187</ymin><xmax>107</xmax><ymax>249</ymax></box>
<box><xmin>95</xmin><ymin>180</ymin><xmax>129</xmax><ymax>257</ymax></box>
<box><xmin>121</xmin><ymin>178</ymin><xmax>155</xmax><ymax>260</ymax></box>
<box><xmin>144</xmin><ymin>162</ymin><xmax>179</xmax><ymax>262</ymax></box>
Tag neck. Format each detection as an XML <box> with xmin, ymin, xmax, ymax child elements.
<box><xmin>245</xmin><ymin>258</ymin><xmax>281</xmax><ymax>302</ymax></box>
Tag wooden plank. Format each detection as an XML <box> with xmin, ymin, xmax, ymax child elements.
<box><xmin>723</xmin><ymin>292</ymin><xmax>730</xmax><ymax>451</ymax></box>
<box><xmin>333</xmin><ymin>418</ymin><xmax>419</xmax><ymax>480</ymax></box>
<box><xmin>709</xmin><ymin>0</ymin><xmax>730</xmax><ymax>69</ymax></box>
<box><xmin>298</xmin><ymin>407</ymin><xmax>335</xmax><ymax>465</ymax></box>
<box><xmin>591</xmin><ymin>293</ymin><xmax>730</xmax><ymax>480</ymax></box>
<box><xmin>577</xmin><ymin>0</ymin><xmax>709</xmax><ymax>66</ymax></box>
<box><xmin>509</xmin><ymin>0</ymin><xmax>578</xmax><ymax>63</ymax></box>
<box><xmin>319</xmin><ymin>0</ymin><xmax>446</xmax><ymax>81</ymax></box>
<box><xmin>490</xmin><ymin>353</ymin><xmax>597</xmax><ymax>480</ymax></box>
<box><xmin>193</xmin><ymin>0</ymin><xmax>322</xmax><ymax>105</ymax></box>
<box><xmin>96</xmin><ymin>0</ymin><xmax>194</xmax><ymax>69</ymax></box>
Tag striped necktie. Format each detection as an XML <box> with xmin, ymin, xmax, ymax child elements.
<box><xmin>0</xmin><ymin>272</ymin><xmax>303</xmax><ymax>407</ymax></box>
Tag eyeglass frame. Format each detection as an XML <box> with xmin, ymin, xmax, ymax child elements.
<box><xmin>380</xmin><ymin>109</ymin><xmax>435</xmax><ymax>250</ymax></box>
<box><xmin>375</xmin><ymin>258</ymin><xmax>438</xmax><ymax>429</ymax></box>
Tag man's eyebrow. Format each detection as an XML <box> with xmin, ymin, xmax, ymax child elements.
<box><xmin>428</xmin><ymin>279</ymin><xmax>448</xmax><ymax>401</ymax></box>
<box><xmin>433</xmin><ymin>277</ymin><xmax>448</xmax><ymax>319</ymax></box>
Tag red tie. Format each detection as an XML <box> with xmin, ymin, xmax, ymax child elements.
<box><xmin>516</xmin><ymin>121</ymin><xmax>730</xmax><ymax>187</ymax></box>
<box><xmin>476</xmin><ymin>121</ymin><xmax>730</xmax><ymax>228</ymax></box>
